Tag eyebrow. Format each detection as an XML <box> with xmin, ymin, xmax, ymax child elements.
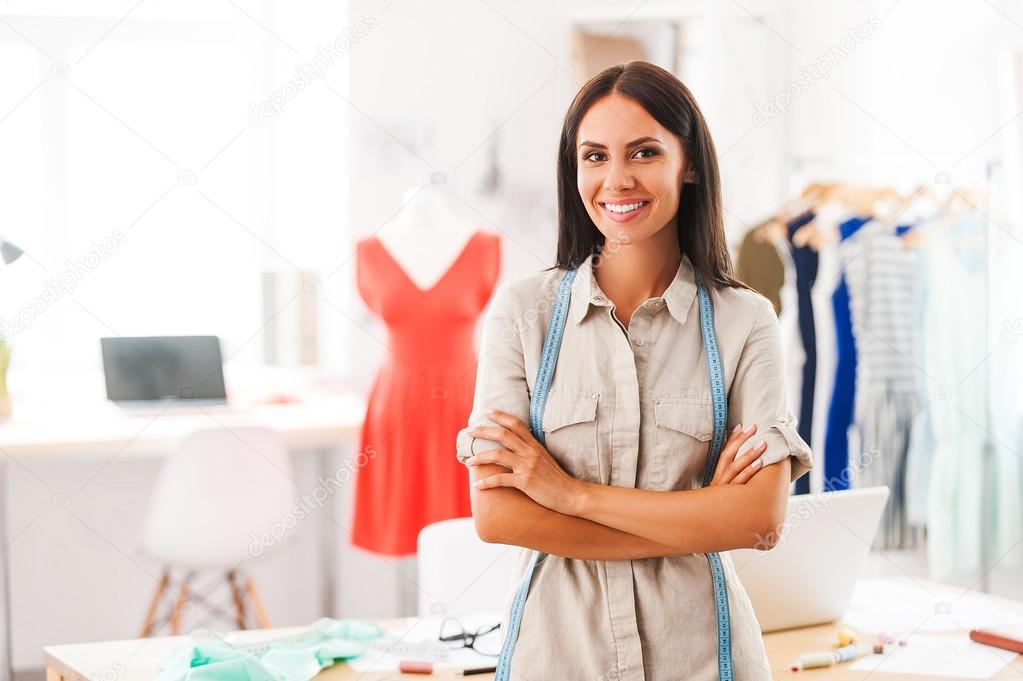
<box><xmin>578</xmin><ymin>136</ymin><xmax>663</xmax><ymax>150</ymax></box>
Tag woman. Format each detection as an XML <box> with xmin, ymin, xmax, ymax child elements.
<box><xmin>454</xmin><ymin>61</ymin><xmax>813</xmax><ymax>681</ymax></box>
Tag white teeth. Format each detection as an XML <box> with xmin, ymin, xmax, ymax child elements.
<box><xmin>604</xmin><ymin>201</ymin><xmax>647</xmax><ymax>214</ymax></box>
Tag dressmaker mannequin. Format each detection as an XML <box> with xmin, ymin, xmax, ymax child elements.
<box><xmin>352</xmin><ymin>182</ymin><xmax>502</xmax><ymax>589</ymax></box>
<box><xmin>374</xmin><ymin>184</ymin><xmax>482</xmax><ymax>288</ymax></box>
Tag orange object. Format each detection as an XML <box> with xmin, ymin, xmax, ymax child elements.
<box><xmin>351</xmin><ymin>231</ymin><xmax>502</xmax><ymax>555</ymax></box>
<box><xmin>399</xmin><ymin>659</ymin><xmax>434</xmax><ymax>674</ymax></box>
<box><xmin>970</xmin><ymin>625</ymin><xmax>1023</xmax><ymax>654</ymax></box>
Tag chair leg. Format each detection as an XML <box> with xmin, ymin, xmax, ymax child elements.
<box><xmin>245</xmin><ymin>576</ymin><xmax>271</xmax><ymax>629</ymax></box>
<box><xmin>226</xmin><ymin>569</ymin><xmax>247</xmax><ymax>629</ymax></box>
<box><xmin>170</xmin><ymin>575</ymin><xmax>191</xmax><ymax>635</ymax></box>
<box><xmin>140</xmin><ymin>569</ymin><xmax>170</xmax><ymax>637</ymax></box>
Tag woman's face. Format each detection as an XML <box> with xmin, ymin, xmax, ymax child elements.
<box><xmin>576</xmin><ymin>93</ymin><xmax>687</xmax><ymax>247</ymax></box>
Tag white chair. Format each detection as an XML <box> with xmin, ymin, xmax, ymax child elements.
<box><xmin>139</xmin><ymin>426</ymin><xmax>297</xmax><ymax>636</ymax></box>
<box><xmin>416</xmin><ymin>518</ymin><xmax>520</xmax><ymax>618</ymax></box>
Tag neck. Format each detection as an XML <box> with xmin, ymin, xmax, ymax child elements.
<box><xmin>592</xmin><ymin>228</ymin><xmax>681</xmax><ymax>309</ymax></box>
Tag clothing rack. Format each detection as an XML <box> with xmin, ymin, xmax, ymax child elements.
<box><xmin>782</xmin><ymin>153</ymin><xmax>1002</xmax><ymax>592</ymax></box>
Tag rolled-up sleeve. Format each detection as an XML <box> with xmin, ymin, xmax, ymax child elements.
<box><xmin>727</xmin><ymin>295</ymin><xmax>814</xmax><ymax>483</ymax></box>
<box><xmin>455</xmin><ymin>281</ymin><xmax>533</xmax><ymax>465</ymax></box>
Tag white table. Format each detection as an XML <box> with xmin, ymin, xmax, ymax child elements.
<box><xmin>40</xmin><ymin>578</ymin><xmax>1023</xmax><ymax>681</ymax></box>
<box><xmin>0</xmin><ymin>394</ymin><xmax>366</xmax><ymax>681</ymax></box>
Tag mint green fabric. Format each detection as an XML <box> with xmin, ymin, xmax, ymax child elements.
<box><xmin>156</xmin><ymin>619</ymin><xmax>384</xmax><ymax>681</ymax></box>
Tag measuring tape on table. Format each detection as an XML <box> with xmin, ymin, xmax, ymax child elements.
<box><xmin>493</xmin><ymin>265</ymin><xmax>734</xmax><ymax>681</ymax></box>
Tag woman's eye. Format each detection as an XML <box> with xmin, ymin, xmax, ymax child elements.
<box><xmin>581</xmin><ymin>149</ymin><xmax>658</xmax><ymax>163</ymax></box>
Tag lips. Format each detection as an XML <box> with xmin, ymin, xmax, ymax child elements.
<box><xmin>598</xmin><ymin>199</ymin><xmax>651</xmax><ymax>223</ymax></box>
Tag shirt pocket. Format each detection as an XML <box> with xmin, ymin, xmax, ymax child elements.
<box><xmin>541</xmin><ymin>389</ymin><xmax>601</xmax><ymax>483</ymax></box>
<box><xmin>651</xmin><ymin>394</ymin><xmax>713</xmax><ymax>489</ymax></box>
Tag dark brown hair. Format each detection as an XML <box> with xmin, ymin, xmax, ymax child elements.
<box><xmin>552</xmin><ymin>60</ymin><xmax>746</xmax><ymax>290</ymax></box>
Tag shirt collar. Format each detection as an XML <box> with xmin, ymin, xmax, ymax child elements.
<box><xmin>568</xmin><ymin>251</ymin><xmax>697</xmax><ymax>326</ymax></box>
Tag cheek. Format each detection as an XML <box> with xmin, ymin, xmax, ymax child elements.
<box><xmin>644</xmin><ymin>171</ymin><xmax>681</xmax><ymax>214</ymax></box>
<box><xmin>577</xmin><ymin>172</ymin><xmax>602</xmax><ymax>217</ymax></box>
<box><xmin>577</xmin><ymin>169</ymin><xmax>598</xmax><ymax>201</ymax></box>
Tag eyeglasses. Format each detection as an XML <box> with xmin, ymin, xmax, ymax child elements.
<box><xmin>438</xmin><ymin>617</ymin><xmax>502</xmax><ymax>657</ymax></box>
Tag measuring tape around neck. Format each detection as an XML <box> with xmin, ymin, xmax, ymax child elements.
<box><xmin>493</xmin><ymin>266</ymin><xmax>733</xmax><ymax>681</ymax></box>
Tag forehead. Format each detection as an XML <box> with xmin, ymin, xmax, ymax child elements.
<box><xmin>577</xmin><ymin>93</ymin><xmax>671</xmax><ymax>146</ymax></box>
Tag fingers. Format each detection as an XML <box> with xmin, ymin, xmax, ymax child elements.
<box><xmin>469</xmin><ymin>422</ymin><xmax>527</xmax><ymax>452</ymax></box>
<box><xmin>726</xmin><ymin>423</ymin><xmax>757</xmax><ymax>449</ymax></box>
<box><xmin>464</xmin><ymin>449</ymin><xmax>513</xmax><ymax>469</ymax></box>
<box><xmin>712</xmin><ymin>423</ymin><xmax>757</xmax><ymax>484</ymax></box>
<box><xmin>473</xmin><ymin>473</ymin><xmax>516</xmax><ymax>489</ymax></box>
<box><xmin>729</xmin><ymin>442</ymin><xmax>768</xmax><ymax>484</ymax></box>
<box><xmin>485</xmin><ymin>409</ymin><xmax>532</xmax><ymax>440</ymax></box>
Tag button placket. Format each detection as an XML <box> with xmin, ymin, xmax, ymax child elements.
<box><xmin>602</xmin><ymin>293</ymin><xmax>645</xmax><ymax>681</ymax></box>
<box><xmin>628</xmin><ymin>313</ymin><xmax>650</xmax><ymax>349</ymax></box>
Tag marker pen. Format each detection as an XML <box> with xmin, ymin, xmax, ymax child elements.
<box><xmin>790</xmin><ymin>644</ymin><xmax>865</xmax><ymax>671</ymax></box>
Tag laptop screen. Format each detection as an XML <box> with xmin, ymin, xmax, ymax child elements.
<box><xmin>100</xmin><ymin>336</ymin><xmax>227</xmax><ymax>403</ymax></box>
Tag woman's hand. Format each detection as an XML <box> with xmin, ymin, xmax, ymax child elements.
<box><xmin>709</xmin><ymin>423</ymin><xmax>768</xmax><ymax>486</ymax></box>
<box><xmin>464</xmin><ymin>409</ymin><xmax>584</xmax><ymax>514</ymax></box>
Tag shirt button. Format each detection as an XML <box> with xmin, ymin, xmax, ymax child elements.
<box><xmin>594</xmin><ymin>295</ymin><xmax>606</xmax><ymax>303</ymax></box>
<box><xmin>590</xmin><ymin>392</ymin><xmax>599</xmax><ymax>399</ymax></box>
<box><xmin>634</xmin><ymin>338</ymin><xmax>645</xmax><ymax>346</ymax></box>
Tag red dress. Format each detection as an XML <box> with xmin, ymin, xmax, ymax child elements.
<box><xmin>352</xmin><ymin>230</ymin><xmax>501</xmax><ymax>555</ymax></box>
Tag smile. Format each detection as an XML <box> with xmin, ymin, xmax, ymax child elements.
<box><xmin>599</xmin><ymin>200</ymin><xmax>650</xmax><ymax>223</ymax></box>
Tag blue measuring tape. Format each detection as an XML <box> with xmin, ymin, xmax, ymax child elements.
<box><xmin>493</xmin><ymin>265</ymin><xmax>733</xmax><ymax>680</ymax></box>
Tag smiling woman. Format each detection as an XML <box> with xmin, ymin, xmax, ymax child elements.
<box><xmin>454</xmin><ymin>60</ymin><xmax>812</xmax><ymax>681</ymax></box>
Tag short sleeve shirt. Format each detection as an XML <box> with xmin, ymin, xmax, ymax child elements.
<box><xmin>455</xmin><ymin>252</ymin><xmax>814</xmax><ymax>681</ymax></box>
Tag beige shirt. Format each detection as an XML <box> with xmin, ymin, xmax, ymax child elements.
<box><xmin>455</xmin><ymin>251</ymin><xmax>813</xmax><ymax>681</ymax></box>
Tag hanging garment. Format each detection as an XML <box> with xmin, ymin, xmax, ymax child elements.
<box><xmin>807</xmin><ymin>202</ymin><xmax>846</xmax><ymax>486</ymax></box>
<box><xmin>736</xmin><ymin>226</ymin><xmax>785</xmax><ymax>315</ymax></box>
<box><xmin>841</xmin><ymin>220</ymin><xmax>923</xmax><ymax>550</ymax></box>
<box><xmin>456</xmin><ymin>251</ymin><xmax>813</xmax><ymax>681</ymax></box>
<box><xmin>155</xmin><ymin>619</ymin><xmax>382</xmax><ymax>681</ymax></box>
<box><xmin>823</xmin><ymin>216</ymin><xmax>871</xmax><ymax>492</ymax></box>
<box><xmin>776</xmin><ymin>236</ymin><xmax>806</xmax><ymax>462</ymax></box>
<box><xmin>920</xmin><ymin>210</ymin><xmax>1020</xmax><ymax>578</ymax></box>
<box><xmin>787</xmin><ymin>211</ymin><xmax>818</xmax><ymax>494</ymax></box>
<box><xmin>353</xmin><ymin>230</ymin><xmax>501</xmax><ymax>555</ymax></box>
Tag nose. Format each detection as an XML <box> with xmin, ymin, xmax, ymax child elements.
<box><xmin>602</xmin><ymin>156</ymin><xmax>635</xmax><ymax>192</ymax></box>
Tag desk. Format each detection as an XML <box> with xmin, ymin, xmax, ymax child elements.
<box><xmin>0</xmin><ymin>395</ymin><xmax>366</xmax><ymax>681</ymax></box>
<box><xmin>41</xmin><ymin>577</ymin><xmax>1023</xmax><ymax>681</ymax></box>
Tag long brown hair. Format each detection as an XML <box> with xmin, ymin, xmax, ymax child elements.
<box><xmin>553</xmin><ymin>60</ymin><xmax>746</xmax><ymax>290</ymax></box>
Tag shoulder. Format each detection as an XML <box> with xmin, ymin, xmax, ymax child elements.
<box><xmin>486</xmin><ymin>267</ymin><xmax>565</xmax><ymax>317</ymax></box>
<box><xmin>712</xmin><ymin>284</ymin><xmax>776</xmax><ymax>339</ymax></box>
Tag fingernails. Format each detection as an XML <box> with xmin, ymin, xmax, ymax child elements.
<box><xmin>732</xmin><ymin>423</ymin><xmax>743</xmax><ymax>434</ymax></box>
<box><xmin>745</xmin><ymin>424</ymin><xmax>757</xmax><ymax>435</ymax></box>
<box><xmin>750</xmin><ymin>458</ymin><xmax>763</xmax><ymax>469</ymax></box>
<box><xmin>756</xmin><ymin>441</ymin><xmax>767</xmax><ymax>451</ymax></box>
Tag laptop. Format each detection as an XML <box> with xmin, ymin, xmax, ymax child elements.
<box><xmin>101</xmin><ymin>335</ymin><xmax>229</xmax><ymax>411</ymax></box>
<box><xmin>729</xmin><ymin>486</ymin><xmax>890</xmax><ymax>632</ymax></box>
